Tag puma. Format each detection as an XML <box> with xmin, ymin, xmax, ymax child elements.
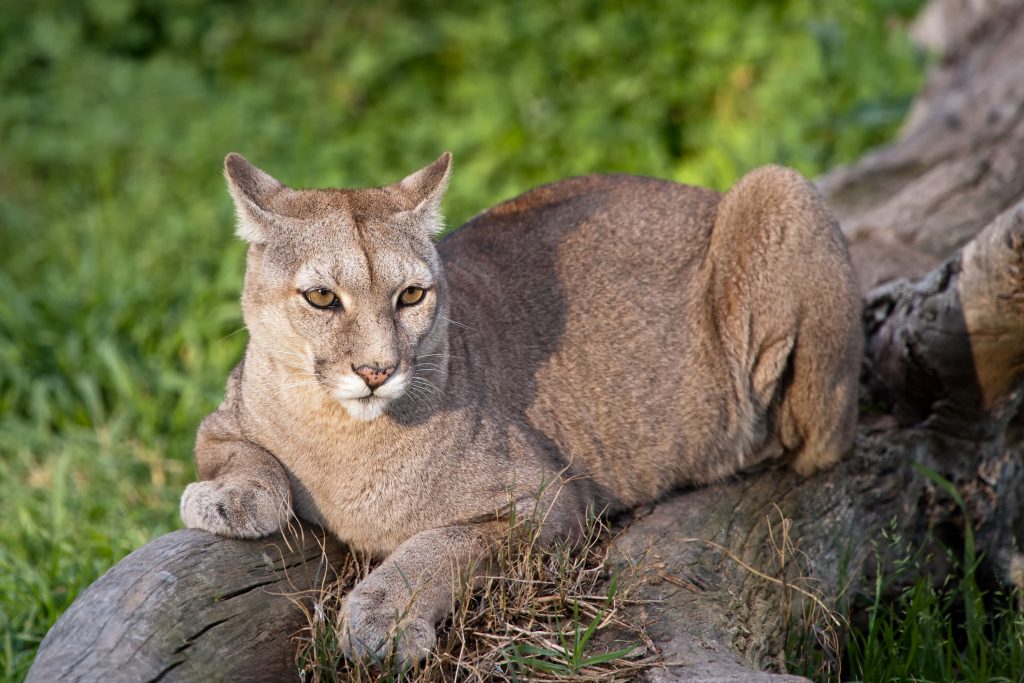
<box><xmin>180</xmin><ymin>152</ymin><xmax>863</xmax><ymax>664</ymax></box>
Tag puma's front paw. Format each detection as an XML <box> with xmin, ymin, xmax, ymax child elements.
<box><xmin>179</xmin><ymin>479</ymin><xmax>289</xmax><ymax>539</ymax></box>
<box><xmin>338</xmin><ymin>580</ymin><xmax>436</xmax><ymax>667</ymax></box>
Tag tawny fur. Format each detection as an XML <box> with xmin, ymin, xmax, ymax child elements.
<box><xmin>180</xmin><ymin>153</ymin><xmax>863</xmax><ymax>664</ymax></box>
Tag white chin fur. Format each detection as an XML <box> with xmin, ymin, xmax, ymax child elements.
<box><xmin>339</xmin><ymin>396</ymin><xmax>389</xmax><ymax>421</ymax></box>
<box><xmin>333</xmin><ymin>373</ymin><xmax>408</xmax><ymax>421</ymax></box>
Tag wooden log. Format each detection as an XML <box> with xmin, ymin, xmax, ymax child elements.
<box><xmin>610</xmin><ymin>428</ymin><xmax>1021</xmax><ymax>682</ymax></box>
<box><xmin>27</xmin><ymin>526</ymin><xmax>345</xmax><ymax>682</ymax></box>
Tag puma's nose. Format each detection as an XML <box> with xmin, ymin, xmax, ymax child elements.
<box><xmin>353</xmin><ymin>363</ymin><xmax>398</xmax><ymax>389</ymax></box>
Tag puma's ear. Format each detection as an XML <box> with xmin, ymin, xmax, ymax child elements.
<box><xmin>224</xmin><ymin>153</ymin><xmax>287</xmax><ymax>243</ymax></box>
<box><xmin>393</xmin><ymin>152</ymin><xmax>452</xmax><ymax>236</ymax></box>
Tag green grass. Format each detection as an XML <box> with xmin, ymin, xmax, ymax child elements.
<box><xmin>505</xmin><ymin>575</ymin><xmax>636</xmax><ymax>678</ymax></box>
<box><xmin>0</xmin><ymin>0</ymin><xmax>930</xmax><ymax>680</ymax></box>
<box><xmin>783</xmin><ymin>471</ymin><xmax>1024</xmax><ymax>682</ymax></box>
<box><xmin>842</xmin><ymin>471</ymin><xmax>1024</xmax><ymax>682</ymax></box>
<box><xmin>845</xmin><ymin>561</ymin><xmax>1024</xmax><ymax>681</ymax></box>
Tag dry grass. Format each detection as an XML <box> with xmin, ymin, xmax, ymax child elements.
<box><xmin>285</xmin><ymin>502</ymin><xmax>656</xmax><ymax>682</ymax></box>
<box><xmin>274</xmin><ymin>498</ymin><xmax>855</xmax><ymax>682</ymax></box>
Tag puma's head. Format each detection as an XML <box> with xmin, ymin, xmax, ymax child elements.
<box><xmin>225</xmin><ymin>152</ymin><xmax>452</xmax><ymax>421</ymax></box>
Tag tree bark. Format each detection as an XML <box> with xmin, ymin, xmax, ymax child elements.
<box><xmin>27</xmin><ymin>1</ymin><xmax>1024</xmax><ymax>681</ymax></box>
<box><xmin>27</xmin><ymin>526</ymin><xmax>346</xmax><ymax>683</ymax></box>
<box><xmin>819</xmin><ymin>0</ymin><xmax>1024</xmax><ymax>262</ymax></box>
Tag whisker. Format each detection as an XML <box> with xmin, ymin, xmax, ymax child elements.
<box><xmin>219</xmin><ymin>325</ymin><xmax>248</xmax><ymax>342</ymax></box>
<box><xmin>410</xmin><ymin>377</ymin><xmax>442</xmax><ymax>394</ymax></box>
<box><xmin>282</xmin><ymin>380</ymin><xmax>320</xmax><ymax>389</ymax></box>
<box><xmin>405</xmin><ymin>386</ymin><xmax>428</xmax><ymax>402</ymax></box>
<box><xmin>413</xmin><ymin>388</ymin><xmax>439</xmax><ymax>403</ymax></box>
<box><xmin>404</xmin><ymin>385</ymin><xmax>431</xmax><ymax>403</ymax></box>
<box><xmin>442</xmin><ymin>316</ymin><xmax>476</xmax><ymax>332</ymax></box>
<box><xmin>415</xmin><ymin>370</ymin><xmax>444</xmax><ymax>382</ymax></box>
<box><xmin>408</xmin><ymin>384</ymin><xmax>438</xmax><ymax>399</ymax></box>
<box><xmin>266</xmin><ymin>348</ymin><xmax>310</xmax><ymax>360</ymax></box>
<box><xmin>409</xmin><ymin>378</ymin><xmax>438</xmax><ymax>395</ymax></box>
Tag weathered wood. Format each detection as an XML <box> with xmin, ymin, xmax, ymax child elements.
<box><xmin>611</xmin><ymin>418</ymin><xmax>1022</xmax><ymax>682</ymax></box>
<box><xmin>818</xmin><ymin>0</ymin><xmax>1024</xmax><ymax>261</ymax></box>
<box><xmin>27</xmin><ymin>526</ymin><xmax>346</xmax><ymax>682</ymax></box>
<box><xmin>608</xmin><ymin>432</ymin><xmax>917</xmax><ymax>682</ymax></box>
<box><xmin>863</xmin><ymin>201</ymin><xmax>1024</xmax><ymax>436</ymax></box>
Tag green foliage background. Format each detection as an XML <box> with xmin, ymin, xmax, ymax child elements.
<box><xmin>0</xmin><ymin>0</ymin><xmax>925</xmax><ymax>679</ymax></box>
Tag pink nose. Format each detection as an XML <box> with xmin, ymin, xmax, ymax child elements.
<box><xmin>353</xmin><ymin>363</ymin><xmax>397</xmax><ymax>389</ymax></box>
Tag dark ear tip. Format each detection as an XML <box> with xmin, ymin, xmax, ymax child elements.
<box><xmin>224</xmin><ymin>153</ymin><xmax>248</xmax><ymax>175</ymax></box>
<box><xmin>438</xmin><ymin>151</ymin><xmax>453</xmax><ymax>174</ymax></box>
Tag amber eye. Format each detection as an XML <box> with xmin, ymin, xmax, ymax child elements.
<box><xmin>398</xmin><ymin>286</ymin><xmax>426</xmax><ymax>307</ymax></box>
<box><xmin>304</xmin><ymin>288</ymin><xmax>340</xmax><ymax>309</ymax></box>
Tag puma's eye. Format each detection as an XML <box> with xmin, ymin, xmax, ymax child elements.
<box><xmin>304</xmin><ymin>288</ymin><xmax>340</xmax><ymax>309</ymax></box>
<box><xmin>398</xmin><ymin>286</ymin><xmax>426</xmax><ymax>307</ymax></box>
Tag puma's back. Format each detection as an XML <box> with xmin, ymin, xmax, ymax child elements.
<box><xmin>439</xmin><ymin>169</ymin><xmax>861</xmax><ymax>506</ymax></box>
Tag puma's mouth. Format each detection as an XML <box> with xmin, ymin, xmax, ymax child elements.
<box><xmin>331</xmin><ymin>373</ymin><xmax>409</xmax><ymax>421</ymax></box>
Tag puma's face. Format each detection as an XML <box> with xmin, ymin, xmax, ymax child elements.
<box><xmin>249</xmin><ymin>222</ymin><xmax>443</xmax><ymax>421</ymax></box>
<box><xmin>225</xmin><ymin>152</ymin><xmax>452</xmax><ymax>421</ymax></box>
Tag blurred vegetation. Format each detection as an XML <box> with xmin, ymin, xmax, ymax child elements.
<box><xmin>0</xmin><ymin>0</ymin><xmax>926</xmax><ymax>679</ymax></box>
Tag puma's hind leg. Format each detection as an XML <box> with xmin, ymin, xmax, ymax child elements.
<box><xmin>780</xmin><ymin>316</ymin><xmax>862</xmax><ymax>476</ymax></box>
<box><xmin>710</xmin><ymin>165</ymin><xmax>864</xmax><ymax>476</ymax></box>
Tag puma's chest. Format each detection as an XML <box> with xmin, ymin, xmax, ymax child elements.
<box><xmin>270</xmin><ymin>428</ymin><xmax>435</xmax><ymax>554</ymax></box>
<box><xmin>247</xmin><ymin>405</ymin><xmax>506</xmax><ymax>555</ymax></box>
